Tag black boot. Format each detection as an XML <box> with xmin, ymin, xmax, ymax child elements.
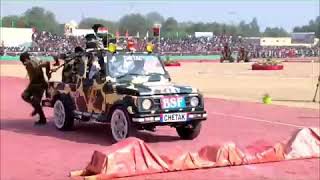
<box><xmin>34</xmin><ymin>110</ymin><xmax>47</xmax><ymax>125</ymax></box>
<box><xmin>34</xmin><ymin>119</ymin><xmax>47</xmax><ymax>125</ymax></box>
<box><xmin>32</xmin><ymin>101</ymin><xmax>47</xmax><ymax>125</ymax></box>
<box><xmin>30</xmin><ymin>109</ymin><xmax>37</xmax><ymax>117</ymax></box>
<box><xmin>34</xmin><ymin>111</ymin><xmax>47</xmax><ymax>125</ymax></box>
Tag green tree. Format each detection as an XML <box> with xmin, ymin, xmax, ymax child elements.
<box><xmin>186</xmin><ymin>23</ymin><xmax>209</xmax><ymax>33</ymax></box>
<box><xmin>162</xmin><ymin>17</ymin><xmax>179</xmax><ymax>37</ymax></box>
<box><xmin>208</xmin><ymin>22</ymin><xmax>224</xmax><ymax>35</ymax></box>
<box><xmin>225</xmin><ymin>24</ymin><xmax>240</xmax><ymax>35</ymax></box>
<box><xmin>1</xmin><ymin>15</ymin><xmax>20</xmax><ymax>27</ymax></box>
<box><xmin>118</xmin><ymin>14</ymin><xmax>148</xmax><ymax>36</ymax></box>
<box><xmin>78</xmin><ymin>18</ymin><xmax>117</xmax><ymax>32</ymax></box>
<box><xmin>145</xmin><ymin>12</ymin><xmax>165</xmax><ymax>32</ymax></box>
<box><xmin>145</xmin><ymin>12</ymin><xmax>165</xmax><ymax>24</ymax></box>
<box><xmin>263</xmin><ymin>27</ymin><xmax>289</xmax><ymax>37</ymax></box>
<box><xmin>239</xmin><ymin>20</ymin><xmax>250</xmax><ymax>36</ymax></box>
<box><xmin>293</xmin><ymin>16</ymin><xmax>320</xmax><ymax>38</ymax></box>
<box><xmin>16</xmin><ymin>17</ymin><xmax>27</xmax><ymax>28</ymax></box>
<box><xmin>249</xmin><ymin>18</ymin><xmax>260</xmax><ymax>36</ymax></box>
<box><xmin>238</xmin><ymin>18</ymin><xmax>260</xmax><ymax>37</ymax></box>
<box><xmin>23</xmin><ymin>7</ymin><xmax>61</xmax><ymax>34</ymax></box>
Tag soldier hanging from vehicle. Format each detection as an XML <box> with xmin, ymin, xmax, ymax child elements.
<box><xmin>20</xmin><ymin>52</ymin><xmax>51</xmax><ymax>125</ymax></box>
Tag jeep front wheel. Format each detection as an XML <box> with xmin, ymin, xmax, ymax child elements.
<box><xmin>53</xmin><ymin>96</ymin><xmax>74</xmax><ymax>130</ymax></box>
<box><xmin>110</xmin><ymin>107</ymin><xmax>136</xmax><ymax>143</ymax></box>
<box><xmin>176</xmin><ymin>121</ymin><xmax>202</xmax><ymax>140</ymax></box>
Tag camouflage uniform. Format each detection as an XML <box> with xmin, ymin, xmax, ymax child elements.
<box><xmin>21</xmin><ymin>56</ymin><xmax>50</xmax><ymax>123</ymax></box>
<box><xmin>238</xmin><ymin>47</ymin><xmax>250</xmax><ymax>62</ymax></box>
<box><xmin>62</xmin><ymin>61</ymin><xmax>74</xmax><ymax>83</ymax></box>
<box><xmin>220</xmin><ymin>43</ymin><xmax>233</xmax><ymax>62</ymax></box>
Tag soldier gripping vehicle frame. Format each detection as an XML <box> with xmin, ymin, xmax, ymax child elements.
<box><xmin>42</xmin><ymin>26</ymin><xmax>207</xmax><ymax>143</ymax></box>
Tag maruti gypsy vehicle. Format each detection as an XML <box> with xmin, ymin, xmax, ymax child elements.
<box><xmin>42</xmin><ymin>44</ymin><xmax>207</xmax><ymax>142</ymax></box>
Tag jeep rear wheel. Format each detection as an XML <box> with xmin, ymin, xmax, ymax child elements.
<box><xmin>176</xmin><ymin>121</ymin><xmax>202</xmax><ymax>140</ymax></box>
<box><xmin>110</xmin><ymin>107</ymin><xmax>136</xmax><ymax>143</ymax></box>
<box><xmin>53</xmin><ymin>95</ymin><xmax>74</xmax><ymax>130</ymax></box>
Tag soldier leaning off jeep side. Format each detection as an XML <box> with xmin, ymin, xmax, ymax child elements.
<box><xmin>20</xmin><ymin>52</ymin><xmax>51</xmax><ymax>125</ymax></box>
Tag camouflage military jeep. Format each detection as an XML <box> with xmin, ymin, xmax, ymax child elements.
<box><xmin>43</xmin><ymin>52</ymin><xmax>207</xmax><ymax>142</ymax></box>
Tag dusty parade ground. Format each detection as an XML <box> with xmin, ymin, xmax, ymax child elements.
<box><xmin>170</xmin><ymin>61</ymin><xmax>320</xmax><ymax>109</ymax></box>
<box><xmin>1</xmin><ymin>59</ymin><xmax>320</xmax><ymax>180</ymax></box>
<box><xmin>1</xmin><ymin>60</ymin><xmax>320</xmax><ymax>108</ymax></box>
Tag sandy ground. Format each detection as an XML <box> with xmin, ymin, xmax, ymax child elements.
<box><xmin>1</xmin><ymin>61</ymin><xmax>319</xmax><ymax>109</ymax></box>
<box><xmin>169</xmin><ymin>62</ymin><xmax>320</xmax><ymax>109</ymax></box>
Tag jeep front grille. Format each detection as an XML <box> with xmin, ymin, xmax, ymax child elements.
<box><xmin>151</xmin><ymin>96</ymin><xmax>198</xmax><ymax>110</ymax></box>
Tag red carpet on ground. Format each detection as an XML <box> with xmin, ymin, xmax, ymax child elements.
<box><xmin>71</xmin><ymin>127</ymin><xmax>320</xmax><ymax>180</ymax></box>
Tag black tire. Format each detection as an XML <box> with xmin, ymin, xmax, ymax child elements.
<box><xmin>81</xmin><ymin>116</ymin><xmax>91</xmax><ymax>121</ymax></box>
<box><xmin>176</xmin><ymin>121</ymin><xmax>202</xmax><ymax>140</ymax></box>
<box><xmin>109</xmin><ymin>106</ymin><xmax>137</xmax><ymax>143</ymax></box>
<box><xmin>53</xmin><ymin>94</ymin><xmax>75</xmax><ymax>130</ymax></box>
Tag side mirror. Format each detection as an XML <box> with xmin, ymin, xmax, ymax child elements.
<box><xmin>164</xmin><ymin>73</ymin><xmax>171</xmax><ymax>82</ymax></box>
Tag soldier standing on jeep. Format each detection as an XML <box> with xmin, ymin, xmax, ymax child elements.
<box><xmin>20</xmin><ymin>52</ymin><xmax>51</xmax><ymax>125</ymax></box>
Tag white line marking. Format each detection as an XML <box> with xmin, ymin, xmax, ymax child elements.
<box><xmin>210</xmin><ymin>111</ymin><xmax>305</xmax><ymax>128</ymax></box>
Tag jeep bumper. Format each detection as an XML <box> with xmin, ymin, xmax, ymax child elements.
<box><xmin>131</xmin><ymin>111</ymin><xmax>207</xmax><ymax>124</ymax></box>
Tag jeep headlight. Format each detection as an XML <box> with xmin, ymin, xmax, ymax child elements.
<box><xmin>141</xmin><ymin>99</ymin><xmax>152</xmax><ymax>110</ymax></box>
<box><xmin>190</xmin><ymin>96</ymin><xmax>199</xmax><ymax>107</ymax></box>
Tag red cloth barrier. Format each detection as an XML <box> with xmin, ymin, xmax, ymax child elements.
<box><xmin>70</xmin><ymin>127</ymin><xmax>320</xmax><ymax>180</ymax></box>
<box><xmin>164</xmin><ymin>62</ymin><xmax>181</xmax><ymax>67</ymax></box>
<box><xmin>252</xmin><ymin>64</ymin><xmax>284</xmax><ymax>70</ymax></box>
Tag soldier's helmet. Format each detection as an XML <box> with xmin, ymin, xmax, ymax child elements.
<box><xmin>75</xmin><ymin>46</ymin><xmax>84</xmax><ymax>53</ymax></box>
<box><xmin>19</xmin><ymin>51</ymin><xmax>30</xmax><ymax>63</ymax></box>
<box><xmin>92</xmin><ymin>24</ymin><xmax>104</xmax><ymax>34</ymax></box>
<box><xmin>85</xmin><ymin>34</ymin><xmax>101</xmax><ymax>49</ymax></box>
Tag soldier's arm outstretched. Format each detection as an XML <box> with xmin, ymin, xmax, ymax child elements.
<box><xmin>39</xmin><ymin>61</ymin><xmax>51</xmax><ymax>79</ymax></box>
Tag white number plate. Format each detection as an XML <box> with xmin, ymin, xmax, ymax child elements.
<box><xmin>160</xmin><ymin>113</ymin><xmax>188</xmax><ymax>122</ymax></box>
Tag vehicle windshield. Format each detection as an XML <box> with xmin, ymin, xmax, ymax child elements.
<box><xmin>108</xmin><ymin>54</ymin><xmax>166</xmax><ymax>78</ymax></box>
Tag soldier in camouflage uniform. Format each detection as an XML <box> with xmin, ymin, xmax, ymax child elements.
<box><xmin>20</xmin><ymin>52</ymin><xmax>51</xmax><ymax>125</ymax></box>
<box><xmin>220</xmin><ymin>43</ymin><xmax>234</xmax><ymax>62</ymax></box>
<box><xmin>237</xmin><ymin>46</ymin><xmax>250</xmax><ymax>62</ymax></box>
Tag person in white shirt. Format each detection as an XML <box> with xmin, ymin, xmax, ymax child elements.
<box><xmin>89</xmin><ymin>56</ymin><xmax>101</xmax><ymax>79</ymax></box>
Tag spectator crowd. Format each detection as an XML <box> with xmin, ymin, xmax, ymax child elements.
<box><xmin>1</xmin><ymin>31</ymin><xmax>85</xmax><ymax>56</ymax></box>
<box><xmin>1</xmin><ymin>31</ymin><xmax>319</xmax><ymax>58</ymax></box>
<box><xmin>31</xmin><ymin>31</ymin><xmax>85</xmax><ymax>55</ymax></box>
